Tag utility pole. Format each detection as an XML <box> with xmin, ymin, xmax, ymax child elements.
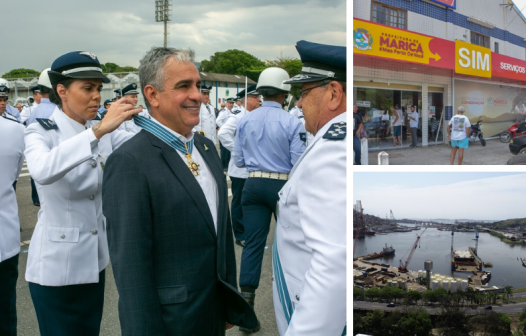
<box><xmin>155</xmin><ymin>0</ymin><xmax>172</xmax><ymax>48</ymax></box>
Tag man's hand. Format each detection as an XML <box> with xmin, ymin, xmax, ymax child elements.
<box><xmin>92</xmin><ymin>97</ymin><xmax>142</xmax><ymax>139</ymax></box>
<box><xmin>225</xmin><ymin>323</ymin><xmax>235</xmax><ymax>330</ymax></box>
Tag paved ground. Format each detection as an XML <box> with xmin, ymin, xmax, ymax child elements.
<box><xmin>14</xmin><ymin>160</ymin><xmax>278</xmax><ymax>335</ymax></box>
<box><xmin>367</xmin><ymin>138</ymin><xmax>514</xmax><ymax>165</ymax></box>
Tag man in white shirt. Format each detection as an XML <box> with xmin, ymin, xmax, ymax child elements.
<box><xmin>408</xmin><ymin>105</ymin><xmax>419</xmax><ymax>148</ymax></box>
<box><xmin>447</xmin><ymin>106</ymin><xmax>471</xmax><ymax>165</ymax></box>
<box><xmin>217</xmin><ymin>97</ymin><xmax>235</xmax><ymax>169</ymax></box>
<box><xmin>20</xmin><ymin>86</ymin><xmax>42</xmax><ymax>124</ymax></box>
<box><xmin>194</xmin><ymin>85</ymin><xmax>217</xmax><ymax>145</ymax></box>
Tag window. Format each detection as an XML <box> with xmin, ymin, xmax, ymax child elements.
<box><xmin>372</xmin><ymin>2</ymin><xmax>407</xmax><ymax>29</ymax></box>
<box><xmin>495</xmin><ymin>42</ymin><xmax>499</xmax><ymax>54</ymax></box>
<box><xmin>470</xmin><ymin>31</ymin><xmax>490</xmax><ymax>48</ymax></box>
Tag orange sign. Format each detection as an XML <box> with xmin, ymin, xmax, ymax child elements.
<box><xmin>353</xmin><ymin>19</ymin><xmax>442</xmax><ymax>65</ymax></box>
<box><xmin>455</xmin><ymin>40</ymin><xmax>492</xmax><ymax>78</ymax></box>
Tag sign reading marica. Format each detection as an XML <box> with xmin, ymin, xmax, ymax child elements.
<box><xmin>455</xmin><ymin>40</ymin><xmax>491</xmax><ymax>78</ymax></box>
<box><xmin>353</xmin><ymin>19</ymin><xmax>442</xmax><ymax>65</ymax></box>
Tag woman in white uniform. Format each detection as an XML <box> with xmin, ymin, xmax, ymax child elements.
<box><xmin>24</xmin><ymin>51</ymin><xmax>142</xmax><ymax>336</ymax></box>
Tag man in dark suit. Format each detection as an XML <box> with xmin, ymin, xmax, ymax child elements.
<box><xmin>102</xmin><ymin>47</ymin><xmax>257</xmax><ymax>336</ymax></box>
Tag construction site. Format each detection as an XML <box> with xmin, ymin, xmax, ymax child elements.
<box><xmin>353</xmin><ymin>201</ymin><xmax>501</xmax><ymax>294</ymax></box>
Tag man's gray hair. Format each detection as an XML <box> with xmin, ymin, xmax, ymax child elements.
<box><xmin>457</xmin><ymin>106</ymin><xmax>465</xmax><ymax>113</ymax></box>
<box><xmin>139</xmin><ymin>47</ymin><xmax>195</xmax><ymax>110</ymax></box>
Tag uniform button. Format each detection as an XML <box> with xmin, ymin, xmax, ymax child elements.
<box><xmin>91</xmin><ymin>162</ymin><xmax>97</xmax><ymax>168</ymax></box>
<box><xmin>60</xmin><ymin>234</ymin><xmax>65</xmax><ymax>239</ymax></box>
<box><xmin>279</xmin><ymin>191</ymin><xmax>283</xmax><ymax>196</ymax></box>
<box><xmin>92</xmin><ymin>230</ymin><xmax>98</xmax><ymax>235</ymax></box>
<box><xmin>295</xmin><ymin>295</ymin><xmax>300</xmax><ymax>301</ymax></box>
<box><xmin>89</xmin><ymin>195</ymin><xmax>95</xmax><ymax>200</ymax></box>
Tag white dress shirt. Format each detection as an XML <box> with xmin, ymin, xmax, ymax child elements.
<box><xmin>151</xmin><ymin>117</ymin><xmax>219</xmax><ymax>231</ymax></box>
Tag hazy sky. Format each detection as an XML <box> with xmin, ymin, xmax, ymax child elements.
<box><xmin>0</xmin><ymin>0</ymin><xmax>346</xmax><ymax>76</ymax></box>
<box><xmin>353</xmin><ymin>173</ymin><xmax>526</xmax><ymax>221</ymax></box>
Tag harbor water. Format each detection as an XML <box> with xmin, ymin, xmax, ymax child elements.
<box><xmin>354</xmin><ymin>226</ymin><xmax>526</xmax><ymax>288</ymax></box>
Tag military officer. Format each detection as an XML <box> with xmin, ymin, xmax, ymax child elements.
<box><xmin>289</xmin><ymin>101</ymin><xmax>314</xmax><ymax>147</ymax></box>
<box><xmin>24</xmin><ymin>51</ymin><xmax>141</xmax><ymax>336</ymax></box>
<box><xmin>194</xmin><ymin>84</ymin><xmax>217</xmax><ymax>145</ymax></box>
<box><xmin>233</xmin><ymin>67</ymin><xmax>306</xmax><ymax>333</ymax></box>
<box><xmin>99</xmin><ymin>99</ymin><xmax>112</xmax><ymax>117</ymax></box>
<box><xmin>217</xmin><ymin>85</ymin><xmax>260</xmax><ymax>248</ymax></box>
<box><xmin>272</xmin><ymin>40</ymin><xmax>347</xmax><ymax>336</ymax></box>
<box><xmin>20</xmin><ymin>85</ymin><xmax>42</xmax><ymax>124</ymax></box>
<box><xmin>0</xmin><ymin>97</ymin><xmax>25</xmax><ymax>336</ymax></box>
<box><xmin>217</xmin><ymin>97</ymin><xmax>235</xmax><ymax>169</ymax></box>
<box><xmin>25</xmin><ymin>69</ymin><xmax>57</xmax><ymax>207</ymax></box>
<box><xmin>0</xmin><ymin>80</ymin><xmax>20</xmax><ymax>122</ymax></box>
<box><xmin>232</xmin><ymin>96</ymin><xmax>245</xmax><ymax>114</ymax></box>
<box><xmin>116</xmin><ymin>83</ymin><xmax>143</xmax><ymax>133</ymax></box>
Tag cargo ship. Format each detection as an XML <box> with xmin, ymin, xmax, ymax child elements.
<box><xmin>362</xmin><ymin>244</ymin><xmax>395</xmax><ymax>260</ymax></box>
<box><xmin>364</xmin><ymin>230</ymin><xmax>376</xmax><ymax>236</ymax></box>
<box><xmin>451</xmin><ymin>247</ymin><xmax>483</xmax><ymax>271</ymax></box>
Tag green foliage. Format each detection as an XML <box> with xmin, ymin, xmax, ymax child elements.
<box><xmin>519</xmin><ymin>319</ymin><xmax>526</xmax><ymax>335</ymax></box>
<box><xmin>2</xmin><ymin>68</ymin><xmax>40</xmax><ymax>78</ymax></box>
<box><xmin>404</xmin><ymin>290</ymin><xmax>422</xmax><ymax>305</ymax></box>
<box><xmin>520</xmin><ymin>307</ymin><xmax>526</xmax><ymax>322</ymax></box>
<box><xmin>469</xmin><ymin>312</ymin><xmax>511</xmax><ymax>336</ymax></box>
<box><xmin>100</xmin><ymin>63</ymin><xmax>138</xmax><ymax>73</ymax></box>
<box><xmin>365</xmin><ymin>287</ymin><xmax>381</xmax><ymax>302</ymax></box>
<box><xmin>199</xmin><ymin>49</ymin><xmax>266</xmax><ymax>82</ymax></box>
<box><xmin>355</xmin><ymin>308</ymin><xmax>432</xmax><ymax>336</ymax></box>
<box><xmin>353</xmin><ymin>286</ymin><xmax>365</xmax><ymax>300</ymax></box>
<box><xmin>492</xmin><ymin>217</ymin><xmax>526</xmax><ymax>229</ymax></box>
<box><xmin>436</xmin><ymin>307</ymin><xmax>471</xmax><ymax>336</ymax></box>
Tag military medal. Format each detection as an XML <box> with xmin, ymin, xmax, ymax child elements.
<box><xmin>184</xmin><ymin>143</ymin><xmax>200</xmax><ymax>176</ymax></box>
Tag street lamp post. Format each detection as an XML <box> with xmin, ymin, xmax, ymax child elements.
<box><xmin>155</xmin><ymin>0</ymin><xmax>172</xmax><ymax>48</ymax></box>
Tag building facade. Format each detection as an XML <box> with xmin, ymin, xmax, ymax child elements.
<box><xmin>353</xmin><ymin>0</ymin><xmax>526</xmax><ymax>150</ymax></box>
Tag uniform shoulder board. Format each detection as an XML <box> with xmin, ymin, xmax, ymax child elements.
<box><xmin>299</xmin><ymin>132</ymin><xmax>307</xmax><ymax>143</ymax></box>
<box><xmin>232</xmin><ymin>110</ymin><xmax>241</xmax><ymax>115</ymax></box>
<box><xmin>36</xmin><ymin>118</ymin><xmax>58</xmax><ymax>130</ymax></box>
<box><xmin>323</xmin><ymin>121</ymin><xmax>346</xmax><ymax>140</ymax></box>
<box><xmin>92</xmin><ymin>113</ymin><xmax>102</xmax><ymax>121</ymax></box>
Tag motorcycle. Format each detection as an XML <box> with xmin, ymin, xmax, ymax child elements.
<box><xmin>469</xmin><ymin>117</ymin><xmax>486</xmax><ymax>146</ymax></box>
<box><xmin>500</xmin><ymin>118</ymin><xmax>526</xmax><ymax>143</ymax></box>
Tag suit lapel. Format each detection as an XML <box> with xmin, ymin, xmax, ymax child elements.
<box><xmin>146</xmin><ymin>132</ymin><xmax>217</xmax><ymax>239</ymax></box>
<box><xmin>193</xmin><ymin>135</ymin><xmax>226</xmax><ymax>238</ymax></box>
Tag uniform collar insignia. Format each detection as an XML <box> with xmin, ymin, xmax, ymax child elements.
<box><xmin>79</xmin><ymin>51</ymin><xmax>98</xmax><ymax>60</ymax></box>
<box><xmin>323</xmin><ymin>121</ymin><xmax>346</xmax><ymax>140</ymax></box>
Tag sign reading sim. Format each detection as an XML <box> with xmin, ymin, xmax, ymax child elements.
<box><xmin>455</xmin><ymin>40</ymin><xmax>491</xmax><ymax>78</ymax></box>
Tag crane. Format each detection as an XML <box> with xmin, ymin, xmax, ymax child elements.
<box><xmin>390</xmin><ymin>210</ymin><xmax>396</xmax><ymax>221</ymax></box>
<box><xmin>398</xmin><ymin>228</ymin><xmax>427</xmax><ymax>273</ymax></box>
<box><xmin>451</xmin><ymin>227</ymin><xmax>454</xmax><ymax>255</ymax></box>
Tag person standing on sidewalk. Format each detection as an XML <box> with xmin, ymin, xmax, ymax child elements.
<box><xmin>392</xmin><ymin>106</ymin><xmax>402</xmax><ymax>146</ymax></box>
<box><xmin>447</xmin><ymin>106</ymin><xmax>471</xmax><ymax>165</ymax></box>
<box><xmin>353</xmin><ymin>104</ymin><xmax>362</xmax><ymax>165</ymax></box>
<box><xmin>408</xmin><ymin>105</ymin><xmax>419</xmax><ymax>148</ymax></box>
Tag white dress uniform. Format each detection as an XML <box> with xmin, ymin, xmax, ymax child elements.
<box><xmin>194</xmin><ymin>102</ymin><xmax>217</xmax><ymax>145</ymax></box>
<box><xmin>273</xmin><ymin>112</ymin><xmax>347</xmax><ymax>336</ymax></box>
<box><xmin>289</xmin><ymin>107</ymin><xmax>314</xmax><ymax>147</ymax></box>
<box><xmin>216</xmin><ymin>108</ymin><xmax>231</xmax><ymax>128</ymax></box>
<box><xmin>21</xmin><ymin>102</ymin><xmax>39</xmax><ymax>124</ymax></box>
<box><xmin>0</xmin><ymin>117</ymin><xmax>25</xmax><ymax>262</ymax></box>
<box><xmin>24</xmin><ymin>107</ymin><xmax>134</xmax><ymax>286</ymax></box>
<box><xmin>217</xmin><ymin>110</ymin><xmax>249</xmax><ymax>178</ymax></box>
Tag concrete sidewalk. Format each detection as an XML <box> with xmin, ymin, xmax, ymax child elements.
<box><xmin>367</xmin><ymin>139</ymin><xmax>514</xmax><ymax>165</ymax></box>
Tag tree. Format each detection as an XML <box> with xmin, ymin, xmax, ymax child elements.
<box><xmin>398</xmin><ymin>308</ymin><xmax>433</xmax><ymax>336</ymax></box>
<box><xmin>404</xmin><ymin>290</ymin><xmax>422</xmax><ymax>305</ymax></box>
<box><xmin>365</xmin><ymin>287</ymin><xmax>381</xmax><ymax>302</ymax></box>
<box><xmin>422</xmin><ymin>289</ymin><xmax>436</xmax><ymax>304</ymax></box>
<box><xmin>436</xmin><ymin>307</ymin><xmax>471</xmax><ymax>336</ymax></box>
<box><xmin>353</xmin><ymin>286</ymin><xmax>365</xmax><ymax>301</ymax></box>
<box><xmin>2</xmin><ymin>68</ymin><xmax>40</xmax><ymax>79</ymax></box>
<box><xmin>520</xmin><ymin>307</ymin><xmax>526</xmax><ymax>322</ymax></box>
<box><xmin>200</xmin><ymin>49</ymin><xmax>266</xmax><ymax>82</ymax></box>
<box><xmin>469</xmin><ymin>312</ymin><xmax>511</xmax><ymax>336</ymax></box>
<box><xmin>100</xmin><ymin>63</ymin><xmax>138</xmax><ymax>73</ymax></box>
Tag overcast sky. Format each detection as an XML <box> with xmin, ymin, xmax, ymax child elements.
<box><xmin>0</xmin><ymin>0</ymin><xmax>346</xmax><ymax>76</ymax></box>
<box><xmin>353</xmin><ymin>173</ymin><xmax>526</xmax><ymax>221</ymax></box>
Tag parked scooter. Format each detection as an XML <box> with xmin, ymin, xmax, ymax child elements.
<box><xmin>500</xmin><ymin>117</ymin><xmax>526</xmax><ymax>143</ymax></box>
<box><xmin>469</xmin><ymin>116</ymin><xmax>486</xmax><ymax>146</ymax></box>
